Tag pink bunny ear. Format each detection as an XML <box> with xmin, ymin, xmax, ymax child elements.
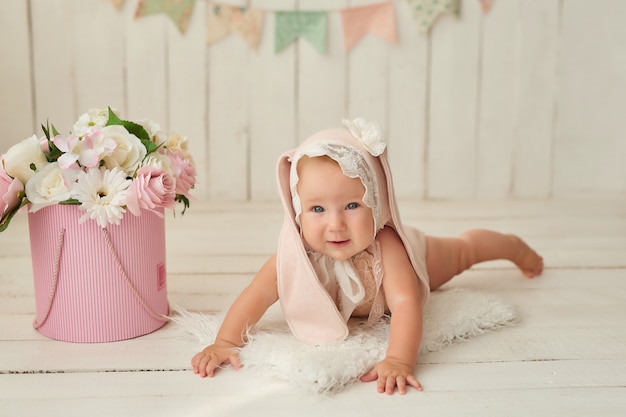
<box><xmin>275</xmin><ymin>149</ymin><xmax>349</xmax><ymax>344</ymax></box>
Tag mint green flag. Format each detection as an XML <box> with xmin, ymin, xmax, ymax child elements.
<box><xmin>275</xmin><ymin>11</ymin><xmax>327</xmax><ymax>53</ymax></box>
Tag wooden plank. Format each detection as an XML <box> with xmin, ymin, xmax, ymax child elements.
<box><xmin>0</xmin><ymin>373</ymin><xmax>624</xmax><ymax>417</ymax></box>
<box><xmin>0</xmin><ymin>0</ymin><xmax>35</xmax><ymax>151</ymax></box>
<box><xmin>248</xmin><ymin>1</ymin><xmax>298</xmax><ymax>200</ymax></box>
<box><xmin>297</xmin><ymin>0</ymin><xmax>348</xmax><ymax>141</ymax></box>
<box><xmin>512</xmin><ymin>0</ymin><xmax>559</xmax><ymax>198</ymax></box>
<box><xmin>70</xmin><ymin>0</ymin><xmax>125</xmax><ymax>113</ymax></box>
<box><xmin>29</xmin><ymin>0</ymin><xmax>76</xmax><ymax>131</ymax></box>
<box><xmin>206</xmin><ymin>34</ymin><xmax>251</xmax><ymax>200</ymax></box>
<box><xmin>475</xmin><ymin>0</ymin><xmax>518</xmax><ymax>197</ymax></box>
<box><xmin>167</xmin><ymin>0</ymin><xmax>209</xmax><ymax>199</ymax></box>
<box><xmin>427</xmin><ymin>1</ymin><xmax>481</xmax><ymax>198</ymax></box>
<box><xmin>2</xmin><ymin>361</ymin><xmax>625</xmax><ymax>397</ymax></box>
<box><xmin>205</xmin><ymin>0</ymin><xmax>257</xmax><ymax>200</ymax></box>
<box><xmin>554</xmin><ymin>0</ymin><xmax>626</xmax><ymax>195</ymax></box>
<box><xmin>387</xmin><ymin>0</ymin><xmax>429</xmax><ymax>198</ymax></box>
<box><xmin>346</xmin><ymin>0</ymin><xmax>391</xmax><ymax>129</ymax></box>
<box><xmin>123</xmin><ymin>0</ymin><xmax>167</xmax><ymax>123</ymax></box>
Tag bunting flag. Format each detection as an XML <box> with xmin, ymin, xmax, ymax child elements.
<box><xmin>479</xmin><ymin>0</ymin><xmax>494</xmax><ymax>13</ymax></box>
<box><xmin>206</xmin><ymin>4</ymin><xmax>264</xmax><ymax>50</ymax></box>
<box><xmin>406</xmin><ymin>0</ymin><xmax>460</xmax><ymax>33</ymax></box>
<box><xmin>340</xmin><ymin>1</ymin><xmax>397</xmax><ymax>52</ymax></box>
<box><xmin>135</xmin><ymin>0</ymin><xmax>196</xmax><ymax>34</ymax></box>
<box><xmin>109</xmin><ymin>0</ymin><xmax>125</xmax><ymax>10</ymax></box>
<box><xmin>119</xmin><ymin>0</ymin><xmax>490</xmax><ymax>54</ymax></box>
<box><xmin>275</xmin><ymin>11</ymin><xmax>327</xmax><ymax>54</ymax></box>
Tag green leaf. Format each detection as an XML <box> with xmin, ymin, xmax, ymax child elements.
<box><xmin>105</xmin><ymin>107</ymin><xmax>156</xmax><ymax>154</ymax></box>
<box><xmin>45</xmin><ymin>139</ymin><xmax>63</xmax><ymax>163</ymax></box>
<box><xmin>41</xmin><ymin>121</ymin><xmax>50</xmax><ymax>139</ymax></box>
<box><xmin>59</xmin><ymin>198</ymin><xmax>81</xmax><ymax>205</ymax></box>
<box><xmin>175</xmin><ymin>194</ymin><xmax>191</xmax><ymax>215</ymax></box>
<box><xmin>41</xmin><ymin>120</ymin><xmax>61</xmax><ymax>140</ymax></box>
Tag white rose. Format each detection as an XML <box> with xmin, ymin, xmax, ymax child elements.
<box><xmin>342</xmin><ymin>117</ymin><xmax>386</xmax><ymax>156</ymax></box>
<box><xmin>72</xmin><ymin>108</ymin><xmax>116</xmax><ymax>136</ymax></box>
<box><xmin>3</xmin><ymin>135</ymin><xmax>49</xmax><ymax>184</ymax></box>
<box><xmin>164</xmin><ymin>133</ymin><xmax>192</xmax><ymax>158</ymax></box>
<box><xmin>25</xmin><ymin>162</ymin><xmax>78</xmax><ymax>212</ymax></box>
<box><xmin>100</xmin><ymin>125</ymin><xmax>147</xmax><ymax>176</ymax></box>
<box><xmin>141</xmin><ymin>152</ymin><xmax>175</xmax><ymax>177</ymax></box>
<box><xmin>137</xmin><ymin>119</ymin><xmax>166</xmax><ymax>146</ymax></box>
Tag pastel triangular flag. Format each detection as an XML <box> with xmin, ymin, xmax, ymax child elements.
<box><xmin>275</xmin><ymin>11</ymin><xmax>327</xmax><ymax>54</ymax></box>
<box><xmin>206</xmin><ymin>3</ymin><xmax>264</xmax><ymax>50</ymax></box>
<box><xmin>135</xmin><ymin>0</ymin><xmax>195</xmax><ymax>34</ymax></box>
<box><xmin>340</xmin><ymin>1</ymin><xmax>397</xmax><ymax>52</ymax></box>
<box><xmin>109</xmin><ymin>0</ymin><xmax>125</xmax><ymax>10</ymax></box>
<box><xmin>480</xmin><ymin>0</ymin><xmax>494</xmax><ymax>13</ymax></box>
<box><xmin>406</xmin><ymin>0</ymin><xmax>460</xmax><ymax>34</ymax></box>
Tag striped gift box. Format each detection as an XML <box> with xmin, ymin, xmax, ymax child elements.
<box><xmin>27</xmin><ymin>205</ymin><xmax>169</xmax><ymax>343</ymax></box>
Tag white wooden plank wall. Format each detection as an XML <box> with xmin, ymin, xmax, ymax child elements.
<box><xmin>0</xmin><ymin>0</ymin><xmax>625</xmax><ymax>201</ymax></box>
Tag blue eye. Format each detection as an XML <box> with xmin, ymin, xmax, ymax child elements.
<box><xmin>312</xmin><ymin>206</ymin><xmax>324</xmax><ymax>213</ymax></box>
<box><xmin>346</xmin><ymin>202</ymin><xmax>359</xmax><ymax>210</ymax></box>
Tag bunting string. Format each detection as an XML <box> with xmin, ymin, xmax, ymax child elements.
<box><xmin>127</xmin><ymin>0</ymin><xmax>494</xmax><ymax>53</ymax></box>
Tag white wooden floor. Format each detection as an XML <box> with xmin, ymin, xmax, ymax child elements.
<box><xmin>1</xmin><ymin>198</ymin><xmax>625</xmax><ymax>417</ymax></box>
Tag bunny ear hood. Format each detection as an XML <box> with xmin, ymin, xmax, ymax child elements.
<box><xmin>276</xmin><ymin>121</ymin><xmax>430</xmax><ymax>345</ymax></box>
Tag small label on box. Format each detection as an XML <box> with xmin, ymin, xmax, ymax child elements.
<box><xmin>157</xmin><ymin>262</ymin><xmax>166</xmax><ymax>291</ymax></box>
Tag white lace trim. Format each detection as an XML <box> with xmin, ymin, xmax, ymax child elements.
<box><xmin>290</xmin><ymin>142</ymin><xmax>382</xmax><ymax>232</ymax></box>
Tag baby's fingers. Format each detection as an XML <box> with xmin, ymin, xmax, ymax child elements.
<box><xmin>192</xmin><ymin>353</ymin><xmax>222</xmax><ymax>378</ymax></box>
<box><xmin>360</xmin><ymin>368</ymin><xmax>378</xmax><ymax>383</ymax></box>
<box><xmin>406</xmin><ymin>374</ymin><xmax>423</xmax><ymax>392</ymax></box>
<box><xmin>228</xmin><ymin>352</ymin><xmax>243</xmax><ymax>371</ymax></box>
<box><xmin>382</xmin><ymin>375</ymin><xmax>423</xmax><ymax>395</ymax></box>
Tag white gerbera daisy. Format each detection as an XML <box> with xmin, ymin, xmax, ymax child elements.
<box><xmin>72</xmin><ymin>167</ymin><xmax>131</xmax><ymax>227</ymax></box>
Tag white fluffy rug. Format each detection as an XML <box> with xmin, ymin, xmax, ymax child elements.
<box><xmin>172</xmin><ymin>288</ymin><xmax>517</xmax><ymax>394</ymax></box>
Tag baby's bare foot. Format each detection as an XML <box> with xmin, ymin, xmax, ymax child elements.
<box><xmin>508</xmin><ymin>234</ymin><xmax>543</xmax><ymax>278</ymax></box>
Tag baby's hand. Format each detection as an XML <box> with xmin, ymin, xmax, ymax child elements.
<box><xmin>191</xmin><ymin>341</ymin><xmax>242</xmax><ymax>378</ymax></box>
<box><xmin>360</xmin><ymin>357</ymin><xmax>422</xmax><ymax>395</ymax></box>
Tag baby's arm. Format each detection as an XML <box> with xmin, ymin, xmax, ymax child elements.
<box><xmin>192</xmin><ymin>254</ymin><xmax>279</xmax><ymax>377</ymax></box>
<box><xmin>360</xmin><ymin>228</ymin><xmax>424</xmax><ymax>395</ymax></box>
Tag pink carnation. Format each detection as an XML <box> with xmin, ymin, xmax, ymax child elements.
<box><xmin>167</xmin><ymin>151</ymin><xmax>196</xmax><ymax>196</ymax></box>
<box><xmin>125</xmin><ymin>166</ymin><xmax>176</xmax><ymax>217</ymax></box>
<box><xmin>0</xmin><ymin>163</ymin><xmax>24</xmax><ymax>218</ymax></box>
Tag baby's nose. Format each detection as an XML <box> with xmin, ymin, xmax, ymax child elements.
<box><xmin>327</xmin><ymin>211</ymin><xmax>346</xmax><ymax>230</ymax></box>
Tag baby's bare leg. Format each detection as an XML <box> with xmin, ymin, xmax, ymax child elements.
<box><xmin>426</xmin><ymin>229</ymin><xmax>543</xmax><ymax>291</ymax></box>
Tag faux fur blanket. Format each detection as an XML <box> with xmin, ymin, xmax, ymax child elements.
<box><xmin>172</xmin><ymin>288</ymin><xmax>517</xmax><ymax>394</ymax></box>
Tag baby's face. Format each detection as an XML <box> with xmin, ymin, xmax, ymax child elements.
<box><xmin>296</xmin><ymin>156</ymin><xmax>375</xmax><ymax>261</ymax></box>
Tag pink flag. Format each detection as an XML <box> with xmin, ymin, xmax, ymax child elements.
<box><xmin>341</xmin><ymin>1</ymin><xmax>397</xmax><ymax>52</ymax></box>
<box><xmin>480</xmin><ymin>0</ymin><xmax>494</xmax><ymax>13</ymax></box>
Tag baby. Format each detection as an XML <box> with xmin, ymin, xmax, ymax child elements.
<box><xmin>191</xmin><ymin>118</ymin><xmax>543</xmax><ymax>395</ymax></box>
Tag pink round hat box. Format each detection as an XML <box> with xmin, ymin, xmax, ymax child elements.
<box><xmin>28</xmin><ymin>205</ymin><xmax>169</xmax><ymax>343</ymax></box>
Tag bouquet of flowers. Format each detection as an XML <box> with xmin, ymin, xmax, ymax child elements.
<box><xmin>0</xmin><ymin>107</ymin><xmax>196</xmax><ymax>231</ymax></box>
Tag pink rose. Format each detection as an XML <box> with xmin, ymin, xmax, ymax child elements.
<box><xmin>0</xmin><ymin>162</ymin><xmax>24</xmax><ymax>218</ymax></box>
<box><xmin>167</xmin><ymin>151</ymin><xmax>196</xmax><ymax>196</ymax></box>
<box><xmin>126</xmin><ymin>166</ymin><xmax>176</xmax><ymax>217</ymax></box>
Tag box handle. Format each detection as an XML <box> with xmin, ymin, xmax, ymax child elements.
<box><xmin>33</xmin><ymin>227</ymin><xmax>170</xmax><ymax>330</ymax></box>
